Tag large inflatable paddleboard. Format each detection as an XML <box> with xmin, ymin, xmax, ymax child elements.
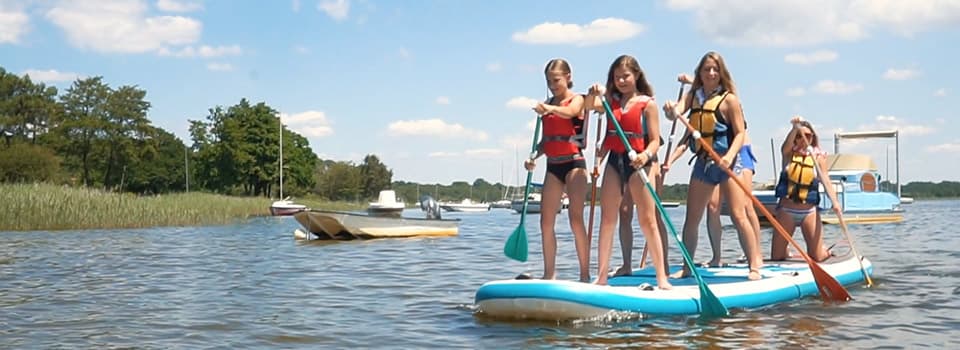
<box><xmin>475</xmin><ymin>254</ymin><xmax>871</xmax><ymax>320</ymax></box>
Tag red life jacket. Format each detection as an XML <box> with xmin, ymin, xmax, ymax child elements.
<box><xmin>602</xmin><ymin>96</ymin><xmax>650</xmax><ymax>153</ymax></box>
<box><xmin>541</xmin><ymin>97</ymin><xmax>585</xmax><ymax>159</ymax></box>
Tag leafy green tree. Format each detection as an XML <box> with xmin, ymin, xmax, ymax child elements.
<box><xmin>359</xmin><ymin>154</ymin><xmax>392</xmax><ymax>200</ymax></box>
<box><xmin>316</xmin><ymin>160</ymin><xmax>362</xmax><ymax>200</ymax></box>
<box><xmin>101</xmin><ymin>85</ymin><xmax>152</xmax><ymax>189</ymax></box>
<box><xmin>0</xmin><ymin>142</ymin><xmax>62</xmax><ymax>182</ymax></box>
<box><xmin>54</xmin><ymin>77</ymin><xmax>110</xmax><ymax>186</ymax></box>
<box><xmin>125</xmin><ymin>128</ymin><xmax>188</xmax><ymax>194</ymax></box>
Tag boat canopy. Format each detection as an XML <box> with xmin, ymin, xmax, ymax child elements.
<box><xmin>826</xmin><ymin>154</ymin><xmax>878</xmax><ymax>171</ymax></box>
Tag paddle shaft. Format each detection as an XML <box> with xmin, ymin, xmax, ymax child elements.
<box><xmin>640</xmin><ymin>84</ymin><xmax>685</xmax><ymax>269</ymax></box>
<box><xmin>673</xmin><ymin>115</ymin><xmax>852</xmax><ymax>301</ymax></box>
<box><xmin>601</xmin><ymin>96</ymin><xmax>728</xmax><ymax>317</ymax></box>
<box><xmin>797</xmin><ymin>131</ymin><xmax>874</xmax><ymax>287</ymax></box>
<box><xmin>519</xmin><ymin>117</ymin><xmax>543</xmax><ymax>224</ymax></box>
<box><xmin>586</xmin><ymin>111</ymin><xmax>604</xmax><ymax>245</ymax></box>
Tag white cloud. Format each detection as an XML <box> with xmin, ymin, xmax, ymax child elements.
<box><xmin>486</xmin><ymin>62</ymin><xmax>502</xmax><ymax>72</ymax></box>
<box><xmin>398</xmin><ymin>47</ymin><xmax>411</xmax><ymax>59</ymax></box>
<box><xmin>435</xmin><ymin>96</ymin><xmax>450</xmax><ymax>105</ymax></box>
<box><xmin>785</xmin><ymin>87</ymin><xmax>806</xmax><ymax>96</ymax></box>
<box><xmin>206</xmin><ymin>62</ymin><xmax>233</xmax><ymax>71</ymax></box>
<box><xmin>812</xmin><ymin>80</ymin><xmax>863</xmax><ymax>94</ymax></box>
<box><xmin>512</xmin><ymin>17</ymin><xmax>644</xmax><ymax>46</ymax></box>
<box><xmin>428</xmin><ymin>151</ymin><xmax>459</xmax><ymax>158</ymax></box>
<box><xmin>784</xmin><ymin>50</ymin><xmax>838</xmax><ymax>64</ymax></box>
<box><xmin>882</xmin><ymin>68</ymin><xmax>920</xmax><ymax>80</ymax></box>
<box><xmin>0</xmin><ymin>7</ymin><xmax>29</xmax><ymax>44</ymax></box>
<box><xmin>464</xmin><ymin>148</ymin><xmax>503</xmax><ymax>157</ymax></box>
<box><xmin>318</xmin><ymin>0</ymin><xmax>349</xmax><ymax>21</ymax></box>
<box><xmin>21</xmin><ymin>69</ymin><xmax>82</xmax><ymax>82</ymax></box>
<box><xmin>292</xmin><ymin>0</ymin><xmax>301</xmax><ymax>12</ymax></box>
<box><xmin>387</xmin><ymin>119</ymin><xmax>487</xmax><ymax>141</ymax></box>
<box><xmin>156</xmin><ymin>0</ymin><xmax>203</xmax><ymax>12</ymax></box>
<box><xmin>46</xmin><ymin>1</ymin><xmax>201</xmax><ymax>54</ymax></box>
<box><xmin>505</xmin><ymin>96</ymin><xmax>539</xmax><ymax>110</ymax></box>
<box><xmin>281</xmin><ymin>110</ymin><xmax>334</xmax><ymax>137</ymax></box>
<box><xmin>293</xmin><ymin>45</ymin><xmax>309</xmax><ymax>54</ymax></box>
<box><xmin>860</xmin><ymin>115</ymin><xmax>935</xmax><ymax>136</ymax></box>
<box><xmin>926</xmin><ymin>142</ymin><xmax>960</xmax><ymax>153</ymax></box>
<box><xmin>664</xmin><ymin>0</ymin><xmax>960</xmax><ymax>46</ymax></box>
<box><xmin>159</xmin><ymin>45</ymin><xmax>242</xmax><ymax>58</ymax></box>
<box><xmin>934</xmin><ymin>88</ymin><xmax>947</xmax><ymax>97</ymax></box>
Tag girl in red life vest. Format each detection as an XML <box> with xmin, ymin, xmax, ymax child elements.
<box><xmin>523</xmin><ymin>58</ymin><xmax>590</xmax><ymax>282</ymax></box>
<box><xmin>662</xmin><ymin>51</ymin><xmax>763</xmax><ymax>280</ymax></box>
<box><xmin>582</xmin><ymin>55</ymin><xmax>670</xmax><ymax>289</ymax></box>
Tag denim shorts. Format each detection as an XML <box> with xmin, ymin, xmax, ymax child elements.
<box><xmin>691</xmin><ymin>154</ymin><xmax>743</xmax><ymax>185</ymax></box>
<box><xmin>739</xmin><ymin>144</ymin><xmax>758</xmax><ymax>172</ymax></box>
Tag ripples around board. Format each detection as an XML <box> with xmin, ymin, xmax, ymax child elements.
<box><xmin>2</xmin><ymin>202</ymin><xmax>959</xmax><ymax>348</ymax></box>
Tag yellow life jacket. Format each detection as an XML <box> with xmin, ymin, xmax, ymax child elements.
<box><xmin>784</xmin><ymin>154</ymin><xmax>819</xmax><ymax>203</ymax></box>
<box><xmin>687</xmin><ymin>91</ymin><xmax>730</xmax><ymax>156</ymax></box>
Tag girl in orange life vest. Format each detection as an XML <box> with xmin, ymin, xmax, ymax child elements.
<box><xmin>662</xmin><ymin>73</ymin><xmax>764</xmax><ymax>268</ymax></box>
<box><xmin>523</xmin><ymin>58</ymin><xmax>590</xmax><ymax>282</ymax></box>
<box><xmin>583</xmin><ymin>55</ymin><xmax>670</xmax><ymax>288</ymax></box>
<box><xmin>663</xmin><ymin>51</ymin><xmax>764</xmax><ymax>280</ymax></box>
<box><xmin>771</xmin><ymin>116</ymin><xmax>841</xmax><ymax>262</ymax></box>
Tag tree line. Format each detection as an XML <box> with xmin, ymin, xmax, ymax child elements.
<box><xmin>0</xmin><ymin>67</ymin><xmax>392</xmax><ymax>200</ymax></box>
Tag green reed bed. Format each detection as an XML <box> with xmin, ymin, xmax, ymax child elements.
<box><xmin>0</xmin><ymin>183</ymin><xmax>363</xmax><ymax>231</ymax></box>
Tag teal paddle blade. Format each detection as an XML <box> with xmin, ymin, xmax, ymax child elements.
<box><xmin>504</xmin><ymin>225</ymin><xmax>528</xmax><ymax>262</ymax></box>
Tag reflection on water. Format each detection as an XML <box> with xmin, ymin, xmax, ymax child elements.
<box><xmin>1</xmin><ymin>202</ymin><xmax>959</xmax><ymax>348</ymax></box>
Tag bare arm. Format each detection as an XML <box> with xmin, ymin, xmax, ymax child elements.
<box><xmin>640</xmin><ymin>102</ymin><xmax>661</xmax><ymax>164</ymax></box>
<box><xmin>537</xmin><ymin>94</ymin><xmax>584</xmax><ymax>119</ymax></box>
<box><xmin>817</xmin><ymin>154</ymin><xmax>842</xmax><ymax>211</ymax></box>
<box><xmin>720</xmin><ymin>94</ymin><xmax>745</xmax><ymax>165</ymax></box>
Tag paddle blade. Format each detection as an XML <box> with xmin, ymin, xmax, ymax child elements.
<box><xmin>698</xmin><ymin>282</ymin><xmax>729</xmax><ymax>318</ymax></box>
<box><xmin>504</xmin><ymin>225</ymin><xmax>528</xmax><ymax>262</ymax></box>
<box><xmin>810</xmin><ymin>262</ymin><xmax>853</xmax><ymax>302</ymax></box>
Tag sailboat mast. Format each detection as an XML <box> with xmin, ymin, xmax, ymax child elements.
<box><xmin>279</xmin><ymin>115</ymin><xmax>284</xmax><ymax>199</ymax></box>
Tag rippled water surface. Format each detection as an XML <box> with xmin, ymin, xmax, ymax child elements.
<box><xmin>2</xmin><ymin>200</ymin><xmax>958</xmax><ymax>349</ymax></box>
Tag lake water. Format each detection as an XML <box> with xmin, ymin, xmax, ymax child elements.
<box><xmin>2</xmin><ymin>200</ymin><xmax>958</xmax><ymax>349</ymax></box>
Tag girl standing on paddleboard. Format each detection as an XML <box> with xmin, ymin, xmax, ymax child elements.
<box><xmin>524</xmin><ymin>58</ymin><xmax>591</xmax><ymax>282</ymax></box>
<box><xmin>663</xmin><ymin>51</ymin><xmax>764</xmax><ymax>280</ymax></box>
<box><xmin>583</xmin><ymin>55</ymin><xmax>670</xmax><ymax>289</ymax></box>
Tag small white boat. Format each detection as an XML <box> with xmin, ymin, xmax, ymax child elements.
<box><xmin>491</xmin><ymin>199</ymin><xmax>513</xmax><ymax>209</ymax></box>
<box><xmin>440</xmin><ymin>198</ymin><xmax>491</xmax><ymax>212</ymax></box>
<box><xmin>899</xmin><ymin>197</ymin><xmax>914</xmax><ymax>204</ymax></box>
<box><xmin>270</xmin><ymin>198</ymin><xmax>307</xmax><ymax>216</ymax></box>
<box><xmin>510</xmin><ymin>193</ymin><xmax>561</xmax><ymax>214</ymax></box>
<box><xmin>293</xmin><ymin>209</ymin><xmax>459</xmax><ymax>240</ymax></box>
<box><xmin>367</xmin><ymin>190</ymin><xmax>405</xmax><ymax>216</ymax></box>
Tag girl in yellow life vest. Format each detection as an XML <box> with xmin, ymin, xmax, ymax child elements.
<box><xmin>771</xmin><ymin>117</ymin><xmax>842</xmax><ymax>262</ymax></box>
<box><xmin>583</xmin><ymin>55</ymin><xmax>670</xmax><ymax>289</ymax></box>
<box><xmin>662</xmin><ymin>51</ymin><xmax>764</xmax><ymax>280</ymax></box>
<box><xmin>523</xmin><ymin>58</ymin><xmax>590</xmax><ymax>282</ymax></box>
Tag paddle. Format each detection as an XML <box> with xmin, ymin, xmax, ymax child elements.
<box><xmin>640</xmin><ymin>83</ymin><xmax>685</xmax><ymax>269</ymax></box>
<box><xmin>670</xmin><ymin>114</ymin><xmax>852</xmax><ymax>302</ymax></box>
<box><xmin>798</xmin><ymin>134</ymin><xmax>874</xmax><ymax>287</ymax></box>
<box><xmin>504</xmin><ymin>116</ymin><xmax>543</xmax><ymax>262</ymax></box>
<box><xmin>586</xmin><ymin>111</ymin><xmax>604</xmax><ymax>246</ymax></box>
<box><xmin>601</xmin><ymin>96</ymin><xmax>729</xmax><ymax>317</ymax></box>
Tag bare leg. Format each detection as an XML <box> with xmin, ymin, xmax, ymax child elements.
<box><xmin>613</xmin><ymin>189</ymin><xmax>634</xmax><ymax>277</ymax></box>
<box><xmin>705</xmin><ymin>186</ymin><xmax>723</xmax><ymax>267</ymax></box>
<box><xmin>740</xmin><ymin>169</ymin><xmax>763</xmax><ymax>263</ymax></box>
<box><xmin>721</xmin><ymin>177</ymin><xmax>763</xmax><ymax>280</ymax></box>
<box><xmin>594</xmin><ymin>165</ymin><xmax>624</xmax><ymax>286</ymax></box>
<box><xmin>771</xmin><ymin>202</ymin><xmax>797</xmax><ymax>261</ymax></box>
<box><xmin>801</xmin><ymin>210</ymin><xmax>831</xmax><ymax>262</ymax></box>
<box><xmin>629</xmin><ymin>170</ymin><xmax>671</xmax><ymax>289</ymax></box>
<box><xmin>671</xmin><ymin>178</ymin><xmax>714</xmax><ymax>278</ymax></box>
<box><xmin>539</xmin><ymin>172</ymin><xmax>564</xmax><ymax>280</ymax></box>
<box><xmin>565</xmin><ymin>167</ymin><xmax>591</xmax><ymax>281</ymax></box>
<box><xmin>651</xmin><ymin>162</ymin><xmax>669</xmax><ymax>269</ymax></box>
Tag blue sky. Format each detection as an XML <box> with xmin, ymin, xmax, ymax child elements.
<box><xmin>2</xmin><ymin>0</ymin><xmax>958</xmax><ymax>188</ymax></box>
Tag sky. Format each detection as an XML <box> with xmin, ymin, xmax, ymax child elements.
<box><xmin>2</xmin><ymin>0</ymin><xmax>959</xmax><ymax>189</ymax></box>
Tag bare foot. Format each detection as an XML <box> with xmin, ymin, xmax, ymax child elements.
<box><xmin>670</xmin><ymin>267</ymin><xmax>691</xmax><ymax>279</ymax></box>
<box><xmin>612</xmin><ymin>265</ymin><xmax>632</xmax><ymax>277</ymax></box>
<box><xmin>579</xmin><ymin>275</ymin><xmax>591</xmax><ymax>283</ymax></box>
<box><xmin>748</xmin><ymin>268</ymin><xmax>761</xmax><ymax>280</ymax></box>
<box><xmin>657</xmin><ymin>280</ymin><xmax>673</xmax><ymax>290</ymax></box>
<box><xmin>700</xmin><ymin>259</ymin><xmax>722</xmax><ymax>268</ymax></box>
<box><xmin>593</xmin><ymin>278</ymin><xmax>608</xmax><ymax>286</ymax></box>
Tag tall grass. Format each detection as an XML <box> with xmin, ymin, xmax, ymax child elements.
<box><xmin>0</xmin><ymin>183</ymin><xmax>363</xmax><ymax>231</ymax></box>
